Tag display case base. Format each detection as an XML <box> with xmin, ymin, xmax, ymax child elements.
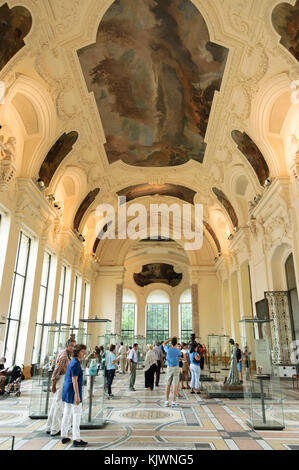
<box><xmin>205</xmin><ymin>383</ymin><xmax>261</xmax><ymax>399</ymax></box>
<box><xmin>80</xmin><ymin>423</ymin><xmax>105</xmax><ymax>430</ymax></box>
<box><xmin>246</xmin><ymin>420</ymin><xmax>285</xmax><ymax>431</ymax></box>
<box><xmin>29</xmin><ymin>415</ymin><xmax>48</xmax><ymax>420</ymax></box>
<box><xmin>200</xmin><ymin>375</ymin><xmax>214</xmax><ymax>382</ymax></box>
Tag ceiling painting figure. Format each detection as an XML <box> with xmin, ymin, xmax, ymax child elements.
<box><xmin>117</xmin><ymin>183</ymin><xmax>196</xmax><ymax>204</ymax></box>
<box><xmin>212</xmin><ymin>187</ymin><xmax>238</xmax><ymax>228</ymax></box>
<box><xmin>39</xmin><ymin>132</ymin><xmax>79</xmax><ymax>188</ymax></box>
<box><xmin>78</xmin><ymin>0</ymin><xmax>228</xmax><ymax>167</ymax></box>
<box><xmin>231</xmin><ymin>130</ymin><xmax>270</xmax><ymax>186</ymax></box>
<box><xmin>272</xmin><ymin>1</ymin><xmax>299</xmax><ymax>61</ymax></box>
<box><xmin>0</xmin><ymin>3</ymin><xmax>32</xmax><ymax>71</ymax></box>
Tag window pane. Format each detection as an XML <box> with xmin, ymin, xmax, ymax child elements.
<box><xmin>146</xmin><ymin>304</ymin><xmax>169</xmax><ymax>344</ymax></box>
<box><xmin>41</xmin><ymin>252</ymin><xmax>51</xmax><ymax>287</ymax></box>
<box><xmin>16</xmin><ymin>234</ymin><xmax>30</xmax><ymax>276</ymax></box>
<box><xmin>4</xmin><ymin>319</ymin><xmax>19</xmax><ymax>366</ymax></box>
<box><xmin>9</xmin><ymin>275</ymin><xmax>25</xmax><ymax>320</ymax></box>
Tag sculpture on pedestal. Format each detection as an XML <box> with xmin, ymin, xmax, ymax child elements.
<box><xmin>226</xmin><ymin>338</ymin><xmax>241</xmax><ymax>386</ymax></box>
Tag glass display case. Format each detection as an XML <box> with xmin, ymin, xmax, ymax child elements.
<box><xmin>134</xmin><ymin>335</ymin><xmax>146</xmax><ymax>369</ymax></box>
<box><xmin>110</xmin><ymin>334</ymin><xmax>120</xmax><ymax>349</ymax></box>
<box><xmin>220</xmin><ymin>335</ymin><xmax>230</xmax><ymax>370</ymax></box>
<box><xmin>0</xmin><ymin>322</ymin><xmax>5</xmax><ymax>357</ymax></box>
<box><xmin>79</xmin><ymin>317</ymin><xmax>112</xmax><ymax>428</ymax></box>
<box><xmin>29</xmin><ymin>322</ymin><xmax>70</xmax><ymax>419</ymax></box>
<box><xmin>0</xmin><ymin>436</ymin><xmax>15</xmax><ymax>451</ymax></box>
<box><xmin>239</xmin><ymin>317</ymin><xmax>285</xmax><ymax>430</ymax></box>
<box><xmin>208</xmin><ymin>335</ymin><xmax>221</xmax><ymax>379</ymax></box>
<box><xmin>80</xmin><ymin>355</ymin><xmax>106</xmax><ymax>429</ymax></box>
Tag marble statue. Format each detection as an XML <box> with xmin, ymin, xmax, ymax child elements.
<box><xmin>226</xmin><ymin>339</ymin><xmax>241</xmax><ymax>386</ymax></box>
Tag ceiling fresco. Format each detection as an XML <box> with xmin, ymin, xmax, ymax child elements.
<box><xmin>203</xmin><ymin>221</ymin><xmax>221</xmax><ymax>253</ymax></box>
<box><xmin>212</xmin><ymin>187</ymin><xmax>238</xmax><ymax>229</ymax></box>
<box><xmin>272</xmin><ymin>1</ymin><xmax>299</xmax><ymax>62</ymax></box>
<box><xmin>134</xmin><ymin>263</ymin><xmax>182</xmax><ymax>287</ymax></box>
<box><xmin>78</xmin><ymin>0</ymin><xmax>228</xmax><ymax>167</ymax></box>
<box><xmin>74</xmin><ymin>188</ymin><xmax>100</xmax><ymax>231</ymax></box>
<box><xmin>231</xmin><ymin>130</ymin><xmax>270</xmax><ymax>186</ymax></box>
<box><xmin>117</xmin><ymin>183</ymin><xmax>196</xmax><ymax>204</ymax></box>
<box><xmin>0</xmin><ymin>3</ymin><xmax>32</xmax><ymax>71</ymax></box>
<box><xmin>39</xmin><ymin>132</ymin><xmax>79</xmax><ymax>187</ymax></box>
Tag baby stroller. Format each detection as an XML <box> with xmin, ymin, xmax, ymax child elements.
<box><xmin>6</xmin><ymin>366</ymin><xmax>22</xmax><ymax>397</ymax></box>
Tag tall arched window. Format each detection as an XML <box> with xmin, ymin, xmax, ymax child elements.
<box><xmin>146</xmin><ymin>290</ymin><xmax>170</xmax><ymax>344</ymax></box>
<box><xmin>285</xmin><ymin>254</ymin><xmax>299</xmax><ymax>341</ymax></box>
<box><xmin>179</xmin><ymin>289</ymin><xmax>193</xmax><ymax>342</ymax></box>
<box><xmin>122</xmin><ymin>289</ymin><xmax>136</xmax><ymax>345</ymax></box>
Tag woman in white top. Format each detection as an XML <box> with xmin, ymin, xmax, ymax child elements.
<box><xmin>144</xmin><ymin>345</ymin><xmax>157</xmax><ymax>391</ymax></box>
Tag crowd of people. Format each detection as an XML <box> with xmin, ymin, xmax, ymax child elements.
<box><xmin>42</xmin><ymin>335</ymin><xmax>208</xmax><ymax>448</ymax></box>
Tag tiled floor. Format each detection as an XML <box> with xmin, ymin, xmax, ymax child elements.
<box><xmin>1</xmin><ymin>369</ymin><xmax>299</xmax><ymax>450</ymax></box>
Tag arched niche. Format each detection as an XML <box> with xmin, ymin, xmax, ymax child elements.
<box><xmin>0</xmin><ymin>3</ymin><xmax>32</xmax><ymax>71</ymax></box>
<box><xmin>77</xmin><ymin>0</ymin><xmax>228</xmax><ymax>167</ymax></box>
<box><xmin>272</xmin><ymin>1</ymin><xmax>299</xmax><ymax>62</ymax></box>
<box><xmin>231</xmin><ymin>130</ymin><xmax>270</xmax><ymax>186</ymax></box>
<box><xmin>39</xmin><ymin>131</ymin><xmax>79</xmax><ymax>188</ymax></box>
<box><xmin>271</xmin><ymin>243</ymin><xmax>292</xmax><ymax>290</ymax></box>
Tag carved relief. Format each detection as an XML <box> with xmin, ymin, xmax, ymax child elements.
<box><xmin>0</xmin><ymin>135</ymin><xmax>16</xmax><ymax>191</ymax></box>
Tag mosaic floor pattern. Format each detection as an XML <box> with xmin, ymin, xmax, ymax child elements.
<box><xmin>1</xmin><ymin>370</ymin><xmax>299</xmax><ymax>450</ymax></box>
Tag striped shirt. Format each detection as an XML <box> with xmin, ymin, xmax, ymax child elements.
<box><xmin>51</xmin><ymin>349</ymin><xmax>71</xmax><ymax>382</ymax></box>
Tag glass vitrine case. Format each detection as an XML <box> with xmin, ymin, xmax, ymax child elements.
<box><xmin>134</xmin><ymin>335</ymin><xmax>146</xmax><ymax>369</ymax></box>
<box><xmin>239</xmin><ymin>317</ymin><xmax>284</xmax><ymax>430</ymax></box>
<box><xmin>220</xmin><ymin>335</ymin><xmax>230</xmax><ymax>370</ymax></box>
<box><xmin>79</xmin><ymin>317</ymin><xmax>112</xmax><ymax>428</ymax></box>
<box><xmin>29</xmin><ymin>322</ymin><xmax>70</xmax><ymax>419</ymax></box>
<box><xmin>208</xmin><ymin>335</ymin><xmax>221</xmax><ymax>376</ymax></box>
<box><xmin>0</xmin><ymin>322</ymin><xmax>5</xmax><ymax>357</ymax></box>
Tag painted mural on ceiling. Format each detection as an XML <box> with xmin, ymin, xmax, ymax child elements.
<box><xmin>39</xmin><ymin>132</ymin><xmax>79</xmax><ymax>188</ymax></box>
<box><xmin>117</xmin><ymin>183</ymin><xmax>196</xmax><ymax>204</ymax></box>
<box><xmin>0</xmin><ymin>3</ymin><xmax>32</xmax><ymax>71</ymax></box>
<box><xmin>74</xmin><ymin>188</ymin><xmax>100</xmax><ymax>232</ymax></box>
<box><xmin>203</xmin><ymin>221</ymin><xmax>221</xmax><ymax>254</ymax></box>
<box><xmin>212</xmin><ymin>187</ymin><xmax>238</xmax><ymax>228</ymax></box>
<box><xmin>272</xmin><ymin>1</ymin><xmax>299</xmax><ymax>62</ymax></box>
<box><xmin>231</xmin><ymin>131</ymin><xmax>270</xmax><ymax>186</ymax></box>
<box><xmin>134</xmin><ymin>263</ymin><xmax>182</xmax><ymax>287</ymax></box>
<box><xmin>78</xmin><ymin>0</ymin><xmax>228</xmax><ymax>167</ymax></box>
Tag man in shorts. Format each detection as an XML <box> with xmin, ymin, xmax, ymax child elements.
<box><xmin>162</xmin><ymin>337</ymin><xmax>182</xmax><ymax>408</ymax></box>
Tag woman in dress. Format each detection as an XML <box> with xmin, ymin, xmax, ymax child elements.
<box><xmin>61</xmin><ymin>344</ymin><xmax>88</xmax><ymax>448</ymax></box>
<box><xmin>144</xmin><ymin>344</ymin><xmax>157</xmax><ymax>391</ymax></box>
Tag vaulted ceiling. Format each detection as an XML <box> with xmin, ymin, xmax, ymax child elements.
<box><xmin>0</xmin><ymin>0</ymin><xmax>298</xmax><ymax>262</ymax></box>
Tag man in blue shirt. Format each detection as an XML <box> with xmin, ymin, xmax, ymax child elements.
<box><xmin>162</xmin><ymin>337</ymin><xmax>182</xmax><ymax>408</ymax></box>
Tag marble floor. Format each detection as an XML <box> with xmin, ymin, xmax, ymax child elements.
<box><xmin>1</xmin><ymin>369</ymin><xmax>299</xmax><ymax>451</ymax></box>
